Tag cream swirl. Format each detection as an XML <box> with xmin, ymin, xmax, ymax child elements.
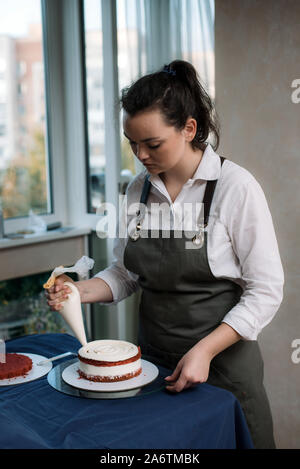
<box><xmin>78</xmin><ymin>340</ymin><xmax>139</xmax><ymax>362</ymax></box>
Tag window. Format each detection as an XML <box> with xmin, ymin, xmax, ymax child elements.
<box><xmin>82</xmin><ymin>0</ymin><xmax>214</xmax><ymax>214</ymax></box>
<box><xmin>116</xmin><ymin>0</ymin><xmax>215</xmax><ymax>188</ymax></box>
<box><xmin>0</xmin><ymin>1</ymin><xmax>215</xmax><ymax>340</ymax></box>
<box><xmin>116</xmin><ymin>0</ymin><xmax>147</xmax><ymax>188</ymax></box>
<box><xmin>82</xmin><ymin>0</ymin><xmax>105</xmax><ymax>214</ymax></box>
<box><xmin>0</xmin><ymin>0</ymin><xmax>51</xmax><ymax>220</ymax></box>
<box><xmin>0</xmin><ymin>271</ymin><xmax>70</xmax><ymax>341</ymax></box>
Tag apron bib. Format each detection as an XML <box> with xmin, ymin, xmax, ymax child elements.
<box><xmin>123</xmin><ymin>156</ymin><xmax>275</xmax><ymax>449</ymax></box>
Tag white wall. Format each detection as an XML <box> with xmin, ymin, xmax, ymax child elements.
<box><xmin>215</xmin><ymin>0</ymin><xmax>300</xmax><ymax>449</ymax></box>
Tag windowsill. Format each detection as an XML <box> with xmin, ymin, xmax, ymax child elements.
<box><xmin>0</xmin><ymin>226</ymin><xmax>92</xmax><ymax>250</ymax></box>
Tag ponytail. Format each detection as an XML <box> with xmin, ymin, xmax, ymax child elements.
<box><xmin>120</xmin><ymin>59</ymin><xmax>220</xmax><ymax>151</ymax></box>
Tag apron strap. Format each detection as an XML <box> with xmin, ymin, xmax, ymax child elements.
<box><xmin>140</xmin><ymin>174</ymin><xmax>151</xmax><ymax>204</ymax></box>
<box><xmin>203</xmin><ymin>155</ymin><xmax>226</xmax><ymax>226</ymax></box>
<box><xmin>139</xmin><ymin>156</ymin><xmax>226</xmax><ymax>226</ymax></box>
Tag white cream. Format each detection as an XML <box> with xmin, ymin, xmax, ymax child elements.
<box><xmin>78</xmin><ymin>339</ymin><xmax>141</xmax><ymax>380</ymax></box>
<box><xmin>78</xmin><ymin>359</ymin><xmax>141</xmax><ymax>378</ymax></box>
<box><xmin>78</xmin><ymin>340</ymin><xmax>138</xmax><ymax>362</ymax></box>
<box><xmin>60</xmin><ymin>282</ymin><xmax>87</xmax><ymax>346</ymax></box>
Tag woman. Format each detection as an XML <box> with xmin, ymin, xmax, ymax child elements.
<box><xmin>46</xmin><ymin>60</ymin><xmax>284</xmax><ymax>448</ymax></box>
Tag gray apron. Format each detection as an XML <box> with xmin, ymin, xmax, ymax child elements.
<box><xmin>123</xmin><ymin>156</ymin><xmax>275</xmax><ymax>449</ymax></box>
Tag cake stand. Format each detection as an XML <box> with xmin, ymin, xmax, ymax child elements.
<box><xmin>48</xmin><ymin>357</ymin><xmax>167</xmax><ymax>399</ymax></box>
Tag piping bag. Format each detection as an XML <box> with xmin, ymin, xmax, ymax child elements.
<box><xmin>43</xmin><ymin>256</ymin><xmax>95</xmax><ymax>346</ymax></box>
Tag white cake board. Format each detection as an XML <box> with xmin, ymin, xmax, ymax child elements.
<box><xmin>0</xmin><ymin>353</ymin><xmax>53</xmax><ymax>386</ymax></box>
<box><xmin>62</xmin><ymin>359</ymin><xmax>159</xmax><ymax>392</ymax></box>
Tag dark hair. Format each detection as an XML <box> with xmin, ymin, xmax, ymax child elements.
<box><xmin>120</xmin><ymin>60</ymin><xmax>220</xmax><ymax>151</ymax></box>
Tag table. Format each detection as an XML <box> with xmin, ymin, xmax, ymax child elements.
<box><xmin>0</xmin><ymin>333</ymin><xmax>253</xmax><ymax>449</ymax></box>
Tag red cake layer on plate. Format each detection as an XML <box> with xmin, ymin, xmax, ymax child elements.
<box><xmin>77</xmin><ymin>339</ymin><xmax>142</xmax><ymax>382</ymax></box>
<box><xmin>0</xmin><ymin>353</ymin><xmax>33</xmax><ymax>380</ymax></box>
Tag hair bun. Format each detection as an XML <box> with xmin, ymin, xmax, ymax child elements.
<box><xmin>120</xmin><ymin>60</ymin><xmax>220</xmax><ymax>151</ymax></box>
<box><xmin>162</xmin><ymin>64</ymin><xmax>176</xmax><ymax>76</ymax></box>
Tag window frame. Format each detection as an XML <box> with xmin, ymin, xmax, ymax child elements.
<box><xmin>57</xmin><ymin>0</ymin><xmax>121</xmax><ymax>233</ymax></box>
<box><xmin>2</xmin><ymin>0</ymin><xmax>68</xmax><ymax>234</ymax></box>
<box><xmin>2</xmin><ymin>0</ymin><xmax>123</xmax><ymax>236</ymax></box>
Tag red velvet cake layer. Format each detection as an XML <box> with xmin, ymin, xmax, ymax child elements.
<box><xmin>0</xmin><ymin>353</ymin><xmax>33</xmax><ymax>380</ymax></box>
<box><xmin>77</xmin><ymin>366</ymin><xmax>142</xmax><ymax>382</ymax></box>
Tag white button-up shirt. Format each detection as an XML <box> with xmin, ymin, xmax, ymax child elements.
<box><xmin>94</xmin><ymin>144</ymin><xmax>284</xmax><ymax>341</ymax></box>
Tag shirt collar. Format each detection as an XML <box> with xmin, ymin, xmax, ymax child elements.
<box><xmin>189</xmin><ymin>143</ymin><xmax>221</xmax><ymax>181</ymax></box>
<box><xmin>148</xmin><ymin>143</ymin><xmax>221</xmax><ymax>184</ymax></box>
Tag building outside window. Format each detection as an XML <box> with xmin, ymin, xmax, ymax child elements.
<box><xmin>0</xmin><ymin>0</ymin><xmax>51</xmax><ymax>220</ymax></box>
<box><xmin>0</xmin><ymin>0</ymin><xmax>57</xmax><ymax>340</ymax></box>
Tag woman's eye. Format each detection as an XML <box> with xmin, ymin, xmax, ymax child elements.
<box><xmin>128</xmin><ymin>141</ymin><xmax>160</xmax><ymax>150</ymax></box>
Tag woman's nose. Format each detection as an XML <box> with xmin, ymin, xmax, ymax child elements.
<box><xmin>136</xmin><ymin>145</ymin><xmax>149</xmax><ymax>162</ymax></box>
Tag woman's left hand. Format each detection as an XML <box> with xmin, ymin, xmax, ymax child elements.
<box><xmin>164</xmin><ymin>342</ymin><xmax>212</xmax><ymax>393</ymax></box>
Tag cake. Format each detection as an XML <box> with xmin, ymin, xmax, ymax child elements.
<box><xmin>0</xmin><ymin>353</ymin><xmax>33</xmax><ymax>380</ymax></box>
<box><xmin>77</xmin><ymin>339</ymin><xmax>142</xmax><ymax>382</ymax></box>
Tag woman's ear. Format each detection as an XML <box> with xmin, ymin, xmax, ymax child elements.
<box><xmin>182</xmin><ymin>117</ymin><xmax>197</xmax><ymax>142</ymax></box>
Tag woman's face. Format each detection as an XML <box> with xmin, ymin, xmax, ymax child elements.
<box><xmin>123</xmin><ymin>109</ymin><xmax>195</xmax><ymax>175</ymax></box>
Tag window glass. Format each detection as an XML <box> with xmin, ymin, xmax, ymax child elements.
<box><xmin>0</xmin><ymin>272</ymin><xmax>70</xmax><ymax>341</ymax></box>
<box><xmin>84</xmin><ymin>0</ymin><xmax>215</xmax><ymax>211</ymax></box>
<box><xmin>0</xmin><ymin>0</ymin><xmax>51</xmax><ymax>219</ymax></box>
<box><xmin>179</xmin><ymin>0</ymin><xmax>215</xmax><ymax>98</ymax></box>
<box><xmin>83</xmin><ymin>0</ymin><xmax>105</xmax><ymax>213</ymax></box>
<box><xmin>117</xmin><ymin>0</ymin><xmax>147</xmax><ymax>192</ymax></box>
<box><xmin>116</xmin><ymin>0</ymin><xmax>215</xmax><ymax>188</ymax></box>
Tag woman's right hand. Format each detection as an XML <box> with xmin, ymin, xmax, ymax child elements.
<box><xmin>44</xmin><ymin>274</ymin><xmax>74</xmax><ymax>311</ymax></box>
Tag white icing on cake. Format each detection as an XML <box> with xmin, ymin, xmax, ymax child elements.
<box><xmin>78</xmin><ymin>361</ymin><xmax>140</xmax><ymax>378</ymax></box>
<box><xmin>78</xmin><ymin>340</ymin><xmax>139</xmax><ymax>362</ymax></box>
<box><xmin>77</xmin><ymin>339</ymin><xmax>142</xmax><ymax>382</ymax></box>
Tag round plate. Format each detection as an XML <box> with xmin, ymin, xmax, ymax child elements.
<box><xmin>48</xmin><ymin>358</ymin><xmax>167</xmax><ymax>400</ymax></box>
<box><xmin>0</xmin><ymin>353</ymin><xmax>53</xmax><ymax>386</ymax></box>
<box><xmin>62</xmin><ymin>359</ymin><xmax>159</xmax><ymax>392</ymax></box>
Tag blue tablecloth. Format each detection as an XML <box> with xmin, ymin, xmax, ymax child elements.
<box><xmin>0</xmin><ymin>333</ymin><xmax>253</xmax><ymax>449</ymax></box>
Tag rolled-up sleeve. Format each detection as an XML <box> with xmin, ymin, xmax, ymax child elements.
<box><xmin>221</xmin><ymin>177</ymin><xmax>284</xmax><ymax>340</ymax></box>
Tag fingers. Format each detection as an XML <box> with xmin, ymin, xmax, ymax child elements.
<box><xmin>49</xmin><ymin>302</ymin><xmax>63</xmax><ymax>312</ymax></box>
<box><xmin>47</xmin><ymin>274</ymin><xmax>72</xmax><ymax>291</ymax></box>
<box><xmin>44</xmin><ymin>280</ymin><xmax>72</xmax><ymax>311</ymax></box>
<box><xmin>165</xmin><ymin>369</ymin><xmax>202</xmax><ymax>393</ymax></box>
<box><xmin>165</xmin><ymin>362</ymin><xmax>187</xmax><ymax>392</ymax></box>
<box><xmin>165</xmin><ymin>373</ymin><xmax>189</xmax><ymax>393</ymax></box>
<box><xmin>55</xmin><ymin>275</ymin><xmax>70</xmax><ymax>285</ymax></box>
<box><xmin>46</xmin><ymin>285</ymin><xmax>71</xmax><ymax>299</ymax></box>
<box><xmin>166</xmin><ymin>378</ymin><xmax>196</xmax><ymax>393</ymax></box>
<box><xmin>165</xmin><ymin>365</ymin><xmax>181</xmax><ymax>383</ymax></box>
